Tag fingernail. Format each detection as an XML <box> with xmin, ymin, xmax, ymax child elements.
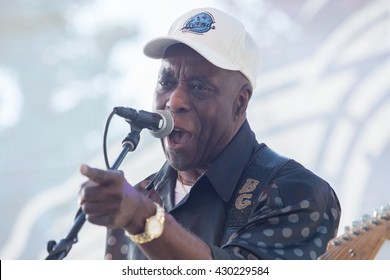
<box><xmin>80</xmin><ymin>164</ymin><xmax>88</xmax><ymax>174</ymax></box>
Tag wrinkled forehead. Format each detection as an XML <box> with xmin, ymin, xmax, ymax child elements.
<box><xmin>161</xmin><ymin>43</ymin><xmax>224</xmax><ymax>71</ymax></box>
<box><xmin>162</xmin><ymin>43</ymin><xmax>209</xmax><ymax>62</ymax></box>
<box><xmin>158</xmin><ymin>47</ymin><xmax>249</xmax><ymax>90</ymax></box>
<box><xmin>160</xmin><ymin>52</ymin><xmax>247</xmax><ymax>88</ymax></box>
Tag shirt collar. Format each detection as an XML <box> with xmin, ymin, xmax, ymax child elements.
<box><xmin>205</xmin><ymin>120</ymin><xmax>257</xmax><ymax>203</ymax></box>
<box><xmin>149</xmin><ymin>120</ymin><xmax>257</xmax><ymax>205</ymax></box>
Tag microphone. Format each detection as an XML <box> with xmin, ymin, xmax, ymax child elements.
<box><xmin>113</xmin><ymin>107</ymin><xmax>174</xmax><ymax>138</ymax></box>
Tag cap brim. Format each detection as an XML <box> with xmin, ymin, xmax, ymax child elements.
<box><xmin>143</xmin><ymin>36</ymin><xmax>239</xmax><ymax>72</ymax></box>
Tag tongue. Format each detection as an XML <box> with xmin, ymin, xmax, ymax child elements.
<box><xmin>170</xmin><ymin>131</ymin><xmax>191</xmax><ymax>145</ymax></box>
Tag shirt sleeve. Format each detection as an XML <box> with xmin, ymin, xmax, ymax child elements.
<box><xmin>219</xmin><ymin>161</ymin><xmax>341</xmax><ymax>260</ymax></box>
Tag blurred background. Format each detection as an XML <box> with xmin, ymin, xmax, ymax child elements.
<box><xmin>0</xmin><ymin>0</ymin><xmax>389</xmax><ymax>260</ymax></box>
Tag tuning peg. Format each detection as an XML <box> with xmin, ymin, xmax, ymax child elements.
<box><xmin>341</xmin><ymin>234</ymin><xmax>351</xmax><ymax>241</ymax></box>
<box><xmin>344</xmin><ymin>224</ymin><xmax>359</xmax><ymax>235</ymax></box>
<box><xmin>330</xmin><ymin>239</ymin><xmax>341</xmax><ymax>246</ymax></box>
<box><xmin>350</xmin><ymin>221</ymin><xmax>360</xmax><ymax>235</ymax></box>
<box><xmin>361</xmin><ymin>214</ymin><xmax>371</xmax><ymax>222</ymax></box>
<box><xmin>380</xmin><ymin>205</ymin><xmax>389</xmax><ymax>220</ymax></box>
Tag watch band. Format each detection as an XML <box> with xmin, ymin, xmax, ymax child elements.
<box><xmin>129</xmin><ymin>202</ymin><xmax>165</xmax><ymax>244</ymax></box>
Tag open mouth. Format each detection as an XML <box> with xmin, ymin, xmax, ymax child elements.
<box><xmin>167</xmin><ymin>129</ymin><xmax>192</xmax><ymax>147</ymax></box>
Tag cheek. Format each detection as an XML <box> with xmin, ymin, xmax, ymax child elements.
<box><xmin>199</xmin><ymin>112</ymin><xmax>228</xmax><ymax>141</ymax></box>
<box><xmin>153</xmin><ymin>94</ymin><xmax>166</xmax><ymax>110</ymax></box>
<box><xmin>198</xmin><ymin>100</ymin><xmax>234</xmax><ymax>125</ymax></box>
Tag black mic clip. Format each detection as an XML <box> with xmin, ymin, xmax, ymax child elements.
<box><xmin>113</xmin><ymin>107</ymin><xmax>162</xmax><ymax>132</ymax></box>
<box><xmin>113</xmin><ymin>107</ymin><xmax>173</xmax><ymax>139</ymax></box>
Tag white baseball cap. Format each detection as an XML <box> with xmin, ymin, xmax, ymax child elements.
<box><xmin>143</xmin><ymin>7</ymin><xmax>260</xmax><ymax>88</ymax></box>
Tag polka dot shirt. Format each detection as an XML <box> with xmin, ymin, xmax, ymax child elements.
<box><xmin>222</xmin><ymin>167</ymin><xmax>341</xmax><ymax>260</ymax></box>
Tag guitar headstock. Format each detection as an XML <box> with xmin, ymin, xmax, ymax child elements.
<box><xmin>341</xmin><ymin>203</ymin><xmax>390</xmax><ymax>241</ymax></box>
<box><xmin>376</xmin><ymin>204</ymin><xmax>390</xmax><ymax>239</ymax></box>
<box><xmin>320</xmin><ymin>202</ymin><xmax>390</xmax><ymax>260</ymax></box>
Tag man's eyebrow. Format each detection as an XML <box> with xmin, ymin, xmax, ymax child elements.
<box><xmin>158</xmin><ymin>67</ymin><xmax>212</xmax><ymax>82</ymax></box>
<box><xmin>158</xmin><ymin>68</ymin><xmax>174</xmax><ymax>77</ymax></box>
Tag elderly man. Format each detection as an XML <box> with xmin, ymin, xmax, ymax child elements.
<box><xmin>79</xmin><ymin>7</ymin><xmax>341</xmax><ymax>260</ymax></box>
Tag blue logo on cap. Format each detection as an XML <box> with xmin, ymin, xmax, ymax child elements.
<box><xmin>181</xmin><ymin>12</ymin><xmax>215</xmax><ymax>34</ymax></box>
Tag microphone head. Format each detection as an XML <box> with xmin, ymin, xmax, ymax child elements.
<box><xmin>149</xmin><ymin>110</ymin><xmax>174</xmax><ymax>138</ymax></box>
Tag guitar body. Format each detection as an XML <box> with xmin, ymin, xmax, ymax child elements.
<box><xmin>319</xmin><ymin>204</ymin><xmax>390</xmax><ymax>260</ymax></box>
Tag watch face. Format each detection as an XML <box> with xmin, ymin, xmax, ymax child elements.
<box><xmin>147</xmin><ymin>218</ymin><xmax>163</xmax><ymax>237</ymax></box>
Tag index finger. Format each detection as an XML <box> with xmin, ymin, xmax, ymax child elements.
<box><xmin>80</xmin><ymin>164</ymin><xmax>107</xmax><ymax>183</ymax></box>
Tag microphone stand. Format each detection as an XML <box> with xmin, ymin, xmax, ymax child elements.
<box><xmin>45</xmin><ymin>127</ymin><xmax>142</xmax><ymax>260</ymax></box>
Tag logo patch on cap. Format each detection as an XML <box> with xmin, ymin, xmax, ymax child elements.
<box><xmin>181</xmin><ymin>12</ymin><xmax>215</xmax><ymax>34</ymax></box>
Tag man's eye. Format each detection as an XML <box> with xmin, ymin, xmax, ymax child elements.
<box><xmin>189</xmin><ymin>83</ymin><xmax>215</xmax><ymax>99</ymax></box>
<box><xmin>191</xmin><ymin>83</ymin><xmax>209</xmax><ymax>92</ymax></box>
<box><xmin>193</xmin><ymin>84</ymin><xmax>205</xmax><ymax>91</ymax></box>
<box><xmin>159</xmin><ymin>79</ymin><xmax>175</xmax><ymax>88</ymax></box>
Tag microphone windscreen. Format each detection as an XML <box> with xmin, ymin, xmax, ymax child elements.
<box><xmin>149</xmin><ymin>110</ymin><xmax>174</xmax><ymax>138</ymax></box>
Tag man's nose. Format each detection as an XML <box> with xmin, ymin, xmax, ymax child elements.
<box><xmin>166</xmin><ymin>85</ymin><xmax>191</xmax><ymax>113</ymax></box>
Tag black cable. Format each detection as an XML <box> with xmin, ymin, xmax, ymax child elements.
<box><xmin>103</xmin><ymin>110</ymin><xmax>116</xmax><ymax>169</ymax></box>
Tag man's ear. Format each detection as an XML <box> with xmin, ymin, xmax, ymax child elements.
<box><xmin>235</xmin><ymin>83</ymin><xmax>252</xmax><ymax>117</ymax></box>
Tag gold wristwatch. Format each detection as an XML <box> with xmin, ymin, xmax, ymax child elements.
<box><xmin>129</xmin><ymin>202</ymin><xmax>165</xmax><ymax>244</ymax></box>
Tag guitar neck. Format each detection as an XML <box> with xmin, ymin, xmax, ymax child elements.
<box><xmin>319</xmin><ymin>207</ymin><xmax>390</xmax><ymax>260</ymax></box>
<box><xmin>319</xmin><ymin>227</ymin><xmax>385</xmax><ymax>260</ymax></box>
